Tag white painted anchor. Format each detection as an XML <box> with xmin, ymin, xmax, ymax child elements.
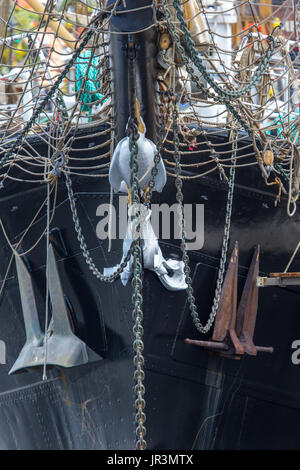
<box><xmin>105</xmin><ymin>99</ymin><xmax>187</xmax><ymax>291</ymax></box>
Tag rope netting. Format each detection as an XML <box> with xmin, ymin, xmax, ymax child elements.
<box><xmin>0</xmin><ymin>0</ymin><xmax>112</xmax><ymax>186</ymax></box>
<box><xmin>0</xmin><ymin>1</ymin><xmax>297</xmax><ymax>200</ymax></box>
<box><xmin>0</xmin><ymin>0</ymin><xmax>298</xmax><ymax>450</ymax></box>
<box><xmin>0</xmin><ymin>0</ymin><xmax>297</xmax><ymax>257</ymax></box>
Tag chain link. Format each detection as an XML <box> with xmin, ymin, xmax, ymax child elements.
<box><xmin>161</xmin><ymin>0</ymin><xmax>262</xmax><ymax>149</ymax></box>
<box><xmin>143</xmin><ymin>90</ymin><xmax>173</xmax><ymax>208</ymax></box>
<box><xmin>65</xmin><ymin>170</ymin><xmax>137</xmax><ymax>282</ymax></box>
<box><xmin>172</xmin><ymin>0</ymin><xmax>275</xmax><ymax>100</ymax></box>
<box><xmin>129</xmin><ymin>124</ymin><xmax>147</xmax><ymax>450</ymax></box>
<box><xmin>173</xmin><ymin>104</ymin><xmax>237</xmax><ymax>334</ymax></box>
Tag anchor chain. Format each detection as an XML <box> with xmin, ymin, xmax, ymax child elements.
<box><xmin>129</xmin><ymin>124</ymin><xmax>146</xmax><ymax>450</ymax></box>
<box><xmin>161</xmin><ymin>0</ymin><xmax>262</xmax><ymax>148</ymax></box>
<box><xmin>143</xmin><ymin>94</ymin><xmax>173</xmax><ymax>208</ymax></box>
<box><xmin>172</xmin><ymin>0</ymin><xmax>276</xmax><ymax>100</ymax></box>
<box><xmin>173</xmin><ymin>104</ymin><xmax>237</xmax><ymax>334</ymax></box>
<box><xmin>65</xmin><ymin>171</ymin><xmax>137</xmax><ymax>282</ymax></box>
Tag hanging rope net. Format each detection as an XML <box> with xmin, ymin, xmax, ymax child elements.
<box><xmin>0</xmin><ymin>0</ymin><xmax>299</xmax><ymax>450</ymax></box>
<box><xmin>0</xmin><ymin>0</ymin><xmax>297</xmax><ymax>198</ymax></box>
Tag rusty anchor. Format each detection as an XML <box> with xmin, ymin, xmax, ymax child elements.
<box><xmin>185</xmin><ymin>243</ymin><xmax>274</xmax><ymax>358</ymax></box>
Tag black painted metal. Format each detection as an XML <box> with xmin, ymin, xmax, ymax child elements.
<box><xmin>109</xmin><ymin>0</ymin><xmax>158</xmax><ymax>142</ymax></box>
<box><xmin>0</xmin><ymin>125</ymin><xmax>299</xmax><ymax>449</ymax></box>
<box><xmin>0</xmin><ymin>0</ymin><xmax>299</xmax><ymax>451</ymax></box>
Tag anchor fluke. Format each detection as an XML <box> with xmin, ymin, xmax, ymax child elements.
<box><xmin>9</xmin><ymin>253</ymin><xmax>44</xmax><ymax>374</ymax></box>
<box><xmin>185</xmin><ymin>243</ymin><xmax>274</xmax><ymax>358</ymax></box>
<box><xmin>9</xmin><ymin>245</ymin><xmax>101</xmax><ymax>374</ymax></box>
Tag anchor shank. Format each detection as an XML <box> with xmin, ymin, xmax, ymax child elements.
<box><xmin>15</xmin><ymin>254</ymin><xmax>43</xmax><ymax>344</ymax></box>
<box><xmin>47</xmin><ymin>244</ymin><xmax>73</xmax><ymax>336</ymax></box>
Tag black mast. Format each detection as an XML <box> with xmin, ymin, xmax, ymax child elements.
<box><xmin>109</xmin><ymin>0</ymin><xmax>158</xmax><ymax>143</ymax></box>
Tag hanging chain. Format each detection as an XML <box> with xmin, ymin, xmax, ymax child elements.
<box><xmin>172</xmin><ymin>0</ymin><xmax>276</xmax><ymax>100</ymax></box>
<box><xmin>161</xmin><ymin>0</ymin><xmax>262</xmax><ymax>149</ymax></box>
<box><xmin>143</xmin><ymin>142</ymin><xmax>164</xmax><ymax>208</ymax></box>
<box><xmin>126</xmin><ymin>35</ymin><xmax>146</xmax><ymax>448</ymax></box>
<box><xmin>143</xmin><ymin>90</ymin><xmax>173</xmax><ymax>208</ymax></box>
<box><xmin>173</xmin><ymin>104</ymin><xmax>237</xmax><ymax>334</ymax></box>
<box><xmin>128</xmin><ymin>124</ymin><xmax>146</xmax><ymax>450</ymax></box>
<box><xmin>65</xmin><ymin>171</ymin><xmax>136</xmax><ymax>282</ymax></box>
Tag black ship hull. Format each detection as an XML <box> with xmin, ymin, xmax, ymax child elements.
<box><xmin>0</xmin><ymin>125</ymin><xmax>299</xmax><ymax>450</ymax></box>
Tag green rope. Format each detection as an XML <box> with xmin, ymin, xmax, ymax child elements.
<box><xmin>76</xmin><ymin>49</ymin><xmax>106</xmax><ymax>113</ymax></box>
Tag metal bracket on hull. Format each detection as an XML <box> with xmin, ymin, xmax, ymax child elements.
<box><xmin>185</xmin><ymin>243</ymin><xmax>274</xmax><ymax>358</ymax></box>
<box><xmin>9</xmin><ymin>245</ymin><xmax>101</xmax><ymax>374</ymax></box>
<box><xmin>257</xmin><ymin>272</ymin><xmax>300</xmax><ymax>287</ymax></box>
